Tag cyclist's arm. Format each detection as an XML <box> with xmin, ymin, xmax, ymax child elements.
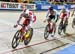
<box><xmin>67</xmin><ymin>11</ymin><xmax>70</xmax><ymax>19</ymax></box>
<box><xmin>17</xmin><ymin>14</ymin><xmax>23</xmax><ymax>25</ymax></box>
<box><xmin>31</xmin><ymin>15</ymin><xmax>34</xmax><ymax>22</ymax></box>
<box><xmin>54</xmin><ymin>11</ymin><xmax>58</xmax><ymax>22</ymax></box>
<box><xmin>46</xmin><ymin>10</ymin><xmax>49</xmax><ymax>19</ymax></box>
<box><xmin>71</xmin><ymin>9</ymin><xmax>74</xmax><ymax>17</ymax></box>
<box><xmin>29</xmin><ymin>11</ymin><xmax>34</xmax><ymax>22</ymax></box>
<box><xmin>44</xmin><ymin>10</ymin><xmax>49</xmax><ymax>22</ymax></box>
<box><xmin>59</xmin><ymin>11</ymin><xmax>63</xmax><ymax>19</ymax></box>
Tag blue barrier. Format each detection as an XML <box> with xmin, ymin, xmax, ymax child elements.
<box><xmin>36</xmin><ymin>3</ymin><xmax>42</xmax><ymax>10</ymax></box>
<box><xmin>36</xmin><ymin>4</ymin><xmax>73</xmax><ymax>11</ymax></box>
<box><xmin>70</xmin><ymin>4</ymin><xmax>75</xmax><ymax>9</ymax></box>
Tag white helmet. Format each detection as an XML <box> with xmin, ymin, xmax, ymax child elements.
<box><xmin>24</xmin><ymin>9</ymin><xmax>29</xmax><ymax>17</ymax></box>
<box><xmin>62</xmin><ymin>7</ymin><xmax>66</xmax><ymax>12</ymax></box>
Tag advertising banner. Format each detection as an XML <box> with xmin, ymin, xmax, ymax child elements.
<box><xmin>20</xmin><ymin>4</ymin><xmax>36</xmax><ymax>10</ymax></box>
<box><xmin>70</xmin><ymin>5</ymin><xmax>75</xmax><ymax>9</ymax></box>
<box><xmin>57</xmin><ymin>5</ymin><xmax>65</xmax><ymax>10</ymax></box>
<box><xmin>41</xmin><ymin>5</ymin><xmax>50</xmax><ymax>9</ymax></box>
<box><xmin>0</xmin><ymin>2</ymin><xmax>36</xmax><ymax>10</ymax></box>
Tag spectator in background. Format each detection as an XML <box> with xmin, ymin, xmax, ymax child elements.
<box><xmin>60</xmin><ymin>0</ymin><xmax>64</xmax><ymax>2</ymax></box>
<box><xmin>0</xmin><ymin>0</ymin><xmax>18</xmax><ymax>2</ymax></box>
<box><xmin>64</xmin><ymin>0</ymin><xmax>67</xmax><ymax>2</ymax></box>
<box><xmin>9</xmin><ymin>0</ymin><xmax>18</xmax><ymax>2</ymax></box>
<box><xmin>54</xmin><ymin>0</ymin><xmax>60</xmax><ymax>2</ymax></box>
<box><xmin>73</xmin><ymin>0</ymin><xmax>75</xmax><ymax>2</ymax></box>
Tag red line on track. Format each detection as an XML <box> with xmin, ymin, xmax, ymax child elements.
<box><xmin>0</xmin><ymin>39</ymin><xmax>55</xmax><ymax>54</ymax></box>
<box><xmin>1</xmin><ymin>33</ymin><xmax>75</xmax><ymax>54</ymax></box>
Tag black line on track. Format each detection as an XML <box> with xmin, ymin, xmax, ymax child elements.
<box><xmin>40</xmin><ymin>33</ymin><xmax>75</xmax><ymax>54</ymax></box>
<box><xmin>40</xmin><ymin>43</ymin><xmax>69</xmax><ymax>54</ymax></box>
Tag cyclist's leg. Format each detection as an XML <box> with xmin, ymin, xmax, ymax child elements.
<box><xmin>22</xmin><ymin>19</ymin><xmax>30</xmax><ymax>40</ymax></box>
<box><xmin>48</xmin><ymin>15</ymin><xmax>54</xmax><ymax>29</ymax></box>
<box><xmin>24</xmin><ymin>21</ymin><xmax>33</xmax><ymax>39</ymax></box>
<box><xmin>56</xmin><ymin>15</ymin><xmax>59</xmax><ymax>22</ymax></box>
<box><xmin>51</xmin><ymin>20</ymin><xmax>55</xmax><ymax>36</ymax></box>
<box><xmin>64</xmin><ymin>18</ymin><xmax>68</xmax><ymax>26</ymax></box>
<box><xmin>51</xmin><ymin>17</ymin><xmax>56</xmax><ymax>36</ymax></box>
<box><xmin>47</xmin><ymin>18</ymin><xmax>52</xmax><ymax>31</ymax></box>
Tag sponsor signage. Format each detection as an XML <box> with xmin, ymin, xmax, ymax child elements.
<box><xmin>71</xmin><ymin>5</ymin><xmax>75</xmax><ymax>8</ymax></box>
<box><xmin>58</xmin><ymin>5</ymin><xmax>65</xmax><ymax>9</ymax></box>
<box><xmin>41</xmin><ymin>5</ymin><xmax>50</xmax><ymax>9</ymax></box>
<box><xmin>0</xmin><ymin>2</ymin><xmax>36</xmax><ymax>10</ymax></box>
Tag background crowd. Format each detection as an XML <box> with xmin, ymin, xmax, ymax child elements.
<box><xmin>0</xmin><ymin>0</ymin><xmax>75</xmax><ymax>4</ymax></box>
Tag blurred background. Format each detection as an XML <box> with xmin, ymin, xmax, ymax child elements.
<box><xmin>0</xmin><ymin>0</ymin><xmax>75</xmax><ymax>4</ymax></box>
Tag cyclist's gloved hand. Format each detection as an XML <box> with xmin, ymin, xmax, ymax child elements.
<box><xmin>14</xmin><ymin>24</ymin><xmax>18</xmax><ymax>28</ymax></box>
<box><xmin>44</xmin><ymin>20</ymin><xmax>46</xmax><ymax>23</ymax></box>
<box><xmin>17</xmin><ymin>20</ymin><xmax>20</xmax><ymax>25</ymax></box>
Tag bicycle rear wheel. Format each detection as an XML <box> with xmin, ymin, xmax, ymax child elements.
<box><xmin>44</xmin><ymin>25</ymin><xmax>50</xmax><ymax>39</ymax></box>
<box><xmin>58</xmin><ymin>25</ymin><xmax>62</xmax><ymax>35</ymax></box>
<box><xmin>24</xmin><ymin>28</ymin><xmax>33</xmax><ymax>45</ymax></box>
<box><xmin>63</xmin><ymin>24</ymin><xmax>67</xmax><ymax>34</ymax></box>
<box><xmin>12</xmin><ymin>30</ymin><xmax>21</xmax><ymax>49</ymax></box>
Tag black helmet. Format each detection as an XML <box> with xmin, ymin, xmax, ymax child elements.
<box><xmin>49</xmin><ymin>6</ymin><xmax>53</xmax><ymax>10</ymax></box>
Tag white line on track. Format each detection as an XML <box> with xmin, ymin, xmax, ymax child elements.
<box><xmin>0</xmin><ymin>19</ymin><xmax>14</xmax><ymax>26</ymax></box>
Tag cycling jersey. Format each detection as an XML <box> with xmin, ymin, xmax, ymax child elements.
<box><xmin>20</xmin><ymin>9</ymin><xmax>36</xmax><ymax>23</ymax></box>
<box><xmin>46</xmin><ymin>9</ymin><xmax>58</xmax><ymax>22</ymax></box>
<box><xmin>59</xmin><ymin>9</ymin><xmax>70</xmax><ymax>19</ymax></box>
<box><xmin>17</xmin><ymin>9</ymin><xmax>36</xmax><ymax>31</ymax></box>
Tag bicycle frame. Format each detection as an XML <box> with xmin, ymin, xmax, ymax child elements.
<box><xmin>58</xmin><ymin>18</ymin><xmax>67</xmax><ymax>35</ymax></box>
<box><xmin>18</xmin><ymin>24</ymin><xmax>27</xmax><ymax>41</ymax></box>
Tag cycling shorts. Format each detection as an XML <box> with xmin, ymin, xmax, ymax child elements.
<box><xmin>49</xmin><ymin>15</ymin><xmax>55</xmax><ymax>20</ymax></box>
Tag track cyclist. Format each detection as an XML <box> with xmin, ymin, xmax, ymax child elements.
<box><xmin>14</xmin><ymin>4</ymin><xmax>36</xmax><ymax>40</ymax></box>
<box><xmin>71</xmin><ymin>7</ymin><xmax>75</xmax><ymax>17</ymax></box>
<box><xmin>44</xmin><ymin>6</ymin><xmax>58</xmax><ymax>36</ymax></box>
<box><xmin>59</xmin><ymin>8</ymin><xmax>70</xmax><ymax>26</ymax></box>
<box><xmin>71</xmin><ymin>7</ymin><xmax>75</xmax><ymax>28</ymax></box>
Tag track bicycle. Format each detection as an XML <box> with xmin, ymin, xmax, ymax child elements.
<box><xmin>12</xmin><ymin>24</ymin><xmax>33</xmax><ymax>49</ymax></box>
<box><xmin>44</xmin><ymin>20</ymin><xmax>56</xmax><ymax>39</ymax></box>
<box><xmin>58</xmin><ymin>19</ymin><xmax>68</xmax><ymax>35</ymax></box>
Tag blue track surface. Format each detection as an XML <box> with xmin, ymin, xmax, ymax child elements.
<box><xmin>54</xmin><ymin>44</ymin><xmax>75</xmax><ymax>54</ymax></box>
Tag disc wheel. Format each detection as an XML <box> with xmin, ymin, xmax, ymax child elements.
<box><xmin>24</xmin><ymin>28</ymin><xmax>33</xmax><ymax>45</ymax></box>
<box><xmin>44</xmin><ymin>25</ymin><xmax>50</xmax><ymax>39</ymax></box>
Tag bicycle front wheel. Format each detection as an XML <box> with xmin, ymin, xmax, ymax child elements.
<box><xmin>44</xmin><ymin>25</ymin><xmax>50</xmax><ymax>39</ymax></box>
<box><xmin>58</xmin><ymin>25</ymin><xmax>62</xmax><ymax>35</ymax></box>
<box><xmin>12</xmin><ymin>30</ymin><xmax>21</xmax><ymax>49</ymax></box>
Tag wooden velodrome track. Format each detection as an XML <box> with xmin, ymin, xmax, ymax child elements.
<box><xmin>0</xmin><ymin>10</ymin><xmax>75</xmax><ymax>54</ymax></box>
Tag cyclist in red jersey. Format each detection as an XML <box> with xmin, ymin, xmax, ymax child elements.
<box><xmin>59</xmin><ymin>8</ymin><xmax>70</xmax><ymax>25</ymax></box>
<box><xmin>14</xmin><ymin>4</ymin><xmax>36</xmax><ymax>32</ymax></box>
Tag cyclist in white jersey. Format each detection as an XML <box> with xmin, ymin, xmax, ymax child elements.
<box><xmin>44</xmin><ymin>6</ymin><xmax>58</xmax><ymax>36</ymax></box>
